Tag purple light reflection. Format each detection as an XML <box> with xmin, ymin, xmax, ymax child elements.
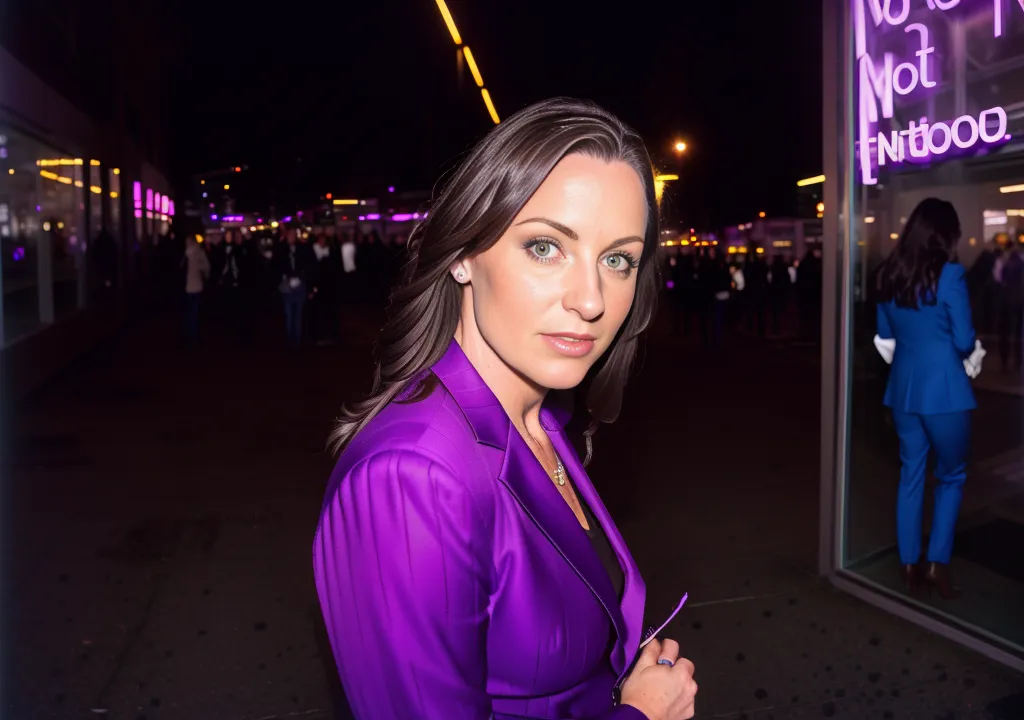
<box><xmin>365</xmin><ymin>213</ymin><xmax>381</xmax><ymax>220</ymax></box>
<box><xmin>388</xmin><ymin>186</ymin><xmax>395</xmax><ymax>193</ymax></box>
<box><xmin>211</xmin><ymin>214</ymin><xmax>219</xmax><ymax>221</ymax></box>
<box><xmin>13</xmin><ymin>247</ymin><xmax>25</xmax><ymax>262</ymax></box>
<box><xmin>391</xmin><ymin>213</ymin><xmax>414</xmax><ymax>222</ymax></box>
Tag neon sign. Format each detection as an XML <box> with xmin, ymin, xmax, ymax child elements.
<box><xmin>855</xmin><ymin>0</ymin><xmax>1020</xmax><ymax>185</ymax></box>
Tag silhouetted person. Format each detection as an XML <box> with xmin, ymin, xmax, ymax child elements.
<box><xmin>995</xmin><ymin>245</ymin><xmax>1024</xmax><ymax>371</ymax></box>
<box><xmin>310</xmin><ymin>233</ymin><xmax>342</xmax><ymax>345</ymax></box>
<box><xmin>276</xmin><ymin>228</ymin><xmax>312</xmax><ymax>350</ymax></box>
<box><xmin>796</xmin><ymin>247</ymin><xmax>823</xmax><ymax>342</ymax></box>
<box><xmin>744</xmin><ymin>252</ymin><xmax>769</xmax><ymax>338</ymax></box>
<box><xmin>769</xmin><ymin>253</ymin><xmax>792</xmax><ymax>336</ymax></box>
<box><xmin>220</xmin><ymin>230</ymin><xmax>252</xmax><ymax>343</ymax></box>
<box><xmin>91</xmin><ymin>226</ymin><xmax>118</xmax><ymax>304</ymax></box>
<box><xmin>182</xmin><ymin>237</ymin><xmax>210</xmax><ymax>349</ymax></box>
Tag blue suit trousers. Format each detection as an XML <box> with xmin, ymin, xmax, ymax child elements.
<box><xmin>891</xmin><ymin>411</ymin><xmax>971</xmax><ymax>564</ymax></box>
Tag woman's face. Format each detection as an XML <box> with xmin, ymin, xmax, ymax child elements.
<box><xmin>458</xmin><ymin>153</ymin><xmax>648</xmax><ymax>392</ymax></box>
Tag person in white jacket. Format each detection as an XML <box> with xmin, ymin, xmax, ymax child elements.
<box><xmin>182</xmin><ymin>237</ymin><xmax>210</xmax><ymax>349</ymax></box>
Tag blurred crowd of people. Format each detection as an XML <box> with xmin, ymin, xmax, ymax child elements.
<box><xmin>965</xmin><ymin>240</ymin><xmax>1024</xmax><ymax>372</ymax></box>
<box><xmin>151</xmin><ymin>225</ymin><xmax>406</xmax><ymax>350</ymax></box>
<box><xmin>664</xmin><ymin>245</ymin><xmax>823</xmax><ymax>348</ymax></box>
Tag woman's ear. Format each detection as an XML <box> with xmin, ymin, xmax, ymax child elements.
<box><xmin>451</xmin><ymin>262</ymin><xmax>471</xmax><ymax>284</ymax></box>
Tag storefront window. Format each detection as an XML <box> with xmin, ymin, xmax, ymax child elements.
<box><xmin>109</xmin><ymin>169</ymin><xmax>121</xmax><ymax>240</ymax></box>
<box><xmin>841</xmin><ymin>0</ymin><xmax>1024</xmax><ymax>655</ymax></box>
<box><xmin>49</xmin><ymin>162</ymin><xmax>85</xmax><ymax>319</ymax></box>
<box><xmin>89</xmin><ymin>161</ymin><xmax>102</xmax><ymax>237</ymax></box>
<box><xmin>0</xmin><ymin>127</ymin><xmax>70</xmax><ymax>344</ymax></box>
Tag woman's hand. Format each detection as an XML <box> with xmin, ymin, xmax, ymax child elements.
<box><xmin>619</xmin><ymin>638</ymin><xmax>697</xmax><ymax>720</ymax></box>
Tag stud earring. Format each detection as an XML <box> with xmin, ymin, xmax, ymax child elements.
<box><xmin>456</xmin><ymin>269</ymin><xmax>466</xmax><ymax>281</ymax></box>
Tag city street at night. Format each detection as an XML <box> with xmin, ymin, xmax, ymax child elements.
<box><xmin>5</xmin><ymin>0</ymin><xmax>1024</xmax><ymax>716</ymax></box>
<box><xmin>7</xmin><ymin>309</ymin><xmax>1022</xmax><ymax>719</ymax></box>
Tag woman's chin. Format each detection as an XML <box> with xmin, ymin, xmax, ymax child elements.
<box><xmin>531</xmin><ymin>365</ymin><xmax>592</xmax><ymax>392</ymax></box>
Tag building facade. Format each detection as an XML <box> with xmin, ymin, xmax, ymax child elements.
<box><xmin>820</xmin><ymin>0</ymin><xmax>1024</xmax><ymax>671</ymax></box>
<box><xmin>0</xmin><ymin>0</ymin><xmax>176</xmax><ymax>400</ymax></box>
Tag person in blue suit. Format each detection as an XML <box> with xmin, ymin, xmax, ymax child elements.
<box><xmin>875</xmin><ymin>198</ymin><xmax>984</xmax><ymax>600</ymax></box>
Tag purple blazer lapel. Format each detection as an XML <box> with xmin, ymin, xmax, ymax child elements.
<box><xmin>546</xmin><ymin>418</ymin><xmax>647</xmax><ymax>669</ymax></box>
<box><xmin>497</xmin><ymin>430</ymin><xmax>629</xmax><ymax>674</ymax></box>
<box><xmin>431</xmin><ymin>340</ymin><xmax>634</xmax><ymax>674</ymax></box>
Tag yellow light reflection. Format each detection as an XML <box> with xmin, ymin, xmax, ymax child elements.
<box><xmin>333</xmin><ymin>199</ymin><xmax>359</xmax><ymax>206</ymax></box>
<box><xmin>90</xmin><ymin>159</ymin><xmax>100</xmax><ymax>166</ymax></box>
<box><xmin>481</xmin><ymin>88</ymin><xmax>500</xmax><ymax>124</ymax></box>
<box><xmin>110</xmin><ymin>191</ymin><xmax>119</xmax><ymax>199</ymax></box>
<box><xmin>463</xmin><ymin>47</ymin><xmax>484</xmax><ymax>87</ymax></box>
<box><xmin>655</xmin><ymin>174</ymin><xmax>679</xmax><ymax>182</ymax></box>
<box><xmin>654</xmin><ymin>179</ymin><xmax>665</xmax><ymax>203</ymax></box>
<box><xmin>435</xmin><ymin>0</ymin><xmax>462</xmax><ymax>44</ymax></box>
<box><xmin>797</xmin><ymin>174</ymin><xmax>826</xmax><ymax>187</ymax></box>
<box><xmin>90</xmin><ymin>185</ymin><xmax>102</xmax><ymax>194</ymax></box>
<box><xmin>758</xmin><ymin>211</ymin><xmax>766</xmax><ymax>218</ymax></box>
<box><xmin>7</xmin><ymin>169</ymin><xmax>13</xmax><ymax>175</ymax></box>
<box><xmin>113</xmin><ymin>168</ymin><xmax>121</xmax><ymax>175</ymax></box>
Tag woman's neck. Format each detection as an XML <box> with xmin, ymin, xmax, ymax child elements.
<box><xmin>453</xmin><ymin>320</ymin><xmax>548</xmax><ymax>439</ymax></box>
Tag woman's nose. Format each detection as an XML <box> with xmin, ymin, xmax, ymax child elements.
<box><xmin>562</xmin><ymin>264</ymin><xmax>605</xmax><ymax>321</ymax></box>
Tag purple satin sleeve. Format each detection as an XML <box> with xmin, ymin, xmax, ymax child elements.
<box><xmin>314</xmin><ymin>449</ymin><xmax>494</xmax><ymax>719</ymax></box>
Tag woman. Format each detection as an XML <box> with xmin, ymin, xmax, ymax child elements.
<box><xmin>313</xmin><ymin>98</ymin><xmax>698</xmax><ymax>720</ymax></box>
<box><xmin>875</xmin><ymin>198</ymin><xmax>982</xmax><ymax>599</ymax></box>
<box><xmin>181</xmin><ymin>236</ymin><xmax>210</xmax><ymax>349</ymax></box>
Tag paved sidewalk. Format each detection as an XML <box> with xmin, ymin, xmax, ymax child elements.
<box><xmin>5</xmin><ymin>307</ymin><xmax>1022</xmax><ymax>719</ymax></box>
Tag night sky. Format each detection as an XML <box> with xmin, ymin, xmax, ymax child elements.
<box><xmin>169</xmin><ymin>0</ymin><xmax>822</xmax><ymax>228</ymax></box>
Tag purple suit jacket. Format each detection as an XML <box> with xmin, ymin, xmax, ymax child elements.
<box><xmin>314</xmin><ymin>340</ymin><xmax>648</xmax><ymax>719</ymax></box>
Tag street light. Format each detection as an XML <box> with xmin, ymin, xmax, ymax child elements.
<box><xmin>674</xmin><ymin>141</ymin><xmax>687</xmax><ymax>153</ymax></box>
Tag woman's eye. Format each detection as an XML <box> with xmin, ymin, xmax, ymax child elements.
<box><xmin>606</xmin><ymin>255</ymin><xmax>624</xmax><ymax>269</ymax></box>
<box><xmin>531</xmin><ymin>242</ymin><xmax>555</xmax><ymax>258</ymax></box>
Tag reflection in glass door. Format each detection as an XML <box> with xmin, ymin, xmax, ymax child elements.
<box><xmin>841</xmin><ymin>0</ymin><xmax>1024</xmax><ymax>654</ymax></box>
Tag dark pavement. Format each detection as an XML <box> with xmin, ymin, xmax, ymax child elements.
<box><xmin>6</xmin><ymin>302</ymin><xmax>1023</xmax><ymax>719</ymax></box>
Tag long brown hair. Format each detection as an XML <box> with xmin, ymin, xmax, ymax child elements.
<box><xmin>329</xmin><ymin>97</ymin><xmax>662</xmax><ymax>455</ymax></box>
<box><xmin>876</xmin><ymin>197</ymin><xmax>961</xmax><ymax>309</ymax></box>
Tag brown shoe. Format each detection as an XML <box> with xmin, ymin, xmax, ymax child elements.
<box><xmin>899</xmin><ymin>562</ymin><xmax>924</xmax><ymax>594</ymax></box>
<box><xmin>923</xmin><ymin>562</ymin><xmax>960</xmax><ymax>600</ymax></box>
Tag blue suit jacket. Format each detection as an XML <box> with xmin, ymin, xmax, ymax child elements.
<box><xmin>877</xmin><ymin>262</ymin><xmax>977</xmax><ymax>414</ymax></box>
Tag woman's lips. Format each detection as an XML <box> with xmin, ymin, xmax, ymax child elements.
<box><xmin>541</xmin><ymin>334</ymin><xmax>596</xmax><ymax>357</ymax></box>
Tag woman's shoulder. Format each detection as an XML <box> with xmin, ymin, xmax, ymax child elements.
<box><xmin>940</xmin><ymin>261</ymin><xmax>966</xmax><ymax>280</ymax></box>
<box><xmin>329</xmin><ymin>373</ymin><xmax>490</xmax><ymax>496</ymax></box>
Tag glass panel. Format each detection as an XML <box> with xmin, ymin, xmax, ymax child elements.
<box><xmin>0</xmin><ymin>127</ymin><xmax>59</xmax><ymax>344</ymax></box>
<box><xmin>108</xmin><ymin>170</ymin><xmax>121</xmax><ymax>240</ymax></box>
<box><xmin>89</xmin><ymin>162</ymin><xmax>102</xmax><ymax>236</ymax></box>
<box><xmin>50</xmin><ymin>163</ymin><xmax>84</xmax><ymax>319</ymax></box>
<box><xmin>843</xmin><ymin>0</ymin><xmax>1024</xmax><ymax>652</ymax></box>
